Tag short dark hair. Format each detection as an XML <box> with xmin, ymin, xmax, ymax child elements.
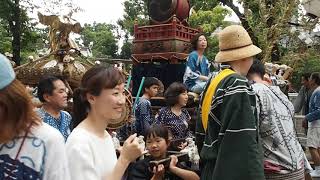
<box><xmin>143</xmin><ymin>77</ymin><xmax>160</xmax><ymax>93</ymax></box>
<box><xmin>164</xmin><ymin>82</ymin><xmax>187</xmax><ymax>106</ymax></box>
<box><xmin>248</xmin><ymin>59</ymin><xmax>265</xmax><ymax>79</ymax></box>
<box><xmin>145</xmin><ymin>124</ymin><xmax>169</xmax><ymax>143</ymax></box>
<box><xmin>37</xmin><ymin>75</ymin><xmax>65</xmax><ymax>103</ymax></box>
<box><xmin>191</xmin><ymin>33</ymin><xmax>206</xmax><ymax>51</ymax></box>
<box><xmin>311</xmin><ymin>72</ymin><xmax>320</xmax><ymax>85</ymax></box>
<box><xmin>302</xmin><ymin>73</ymin><xmax>311</xmax><ymax>81</ymax></box>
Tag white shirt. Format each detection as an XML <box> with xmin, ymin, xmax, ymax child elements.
<box><xmin>0</xmin><ymin>123</ymin><xmax>70</xmax><ymax>180</ymax></box>
<box><xmin>66</xmin><ymin>128</ymin><xmax>117</xmax><ymax>180</ymax></box>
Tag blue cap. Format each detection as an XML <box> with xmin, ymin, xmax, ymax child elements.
<box><xmin>0</xmin><ymin>53</ymin><xmax>16</xmax><ymax>90</ymax></box>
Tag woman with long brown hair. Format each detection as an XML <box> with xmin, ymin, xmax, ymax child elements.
<box><xmin>0</xmin><ymin>54</ymin><xmax>70</xmax><ymax>179</ymax></box>
<box><xmin>66</xmin><ymin>65</ymin><xmax>143</xmax><ymax>180</ymax></box>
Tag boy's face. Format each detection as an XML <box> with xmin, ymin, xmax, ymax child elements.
<box><xmin>146</xmin><ymin>134</ymin><xmax>168</xmax><ymax>160</ymax></box>
<box><xmin>146</xmin><ymin>85</ymin><xmax>159</xmax><ymax>97</ymax></box>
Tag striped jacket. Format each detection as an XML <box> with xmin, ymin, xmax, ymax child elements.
<box><xmin>196</xmin><ymin>72</ymin><xmax>265</xmax><ymax>180</ymax></box>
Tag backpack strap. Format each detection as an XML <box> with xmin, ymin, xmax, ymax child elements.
<box><xmin>201</xmin><ymin>69</ymin><xmax>235</xmax><ymax>131</ymax></box>
<box><xmin>15</xmin><ymin>123</ymin><xmax>33</xmax><ymax>160</ymax></box>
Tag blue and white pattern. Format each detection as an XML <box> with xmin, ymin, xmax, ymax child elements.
<box><xmin>36</xmin><ymin>108</ymin><xmax>71</xmax><ymax>141</ymax></box>
<box><xmin>156</xmin><ymin>107</ymin><xmax>192</xmax><ymax>140</ymax></box>
<box><xmin>134</xmin><ymin>97</ymin><xmax>153</xmax><ymax>136</ymax></box>
<box><xmin>183</xmin><ymin>50</ymin><xmax>210</xmax><ymax>92</ymax></box>
<box><xmin>0</xmin><ymin>136</ymin><xmax>46</xmax><ymax>179</ymax></box>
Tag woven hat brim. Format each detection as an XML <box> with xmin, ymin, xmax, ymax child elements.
<box><xmin>215</xmin><ymin>44</ymin><xmax>262</xmax><ymax>63</ymax></box>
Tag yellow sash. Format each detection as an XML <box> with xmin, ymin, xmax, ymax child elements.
<box><xmin>201</xmin><ymin>69</ymin><xmax>235</xmax><ymax>131</ymax></box>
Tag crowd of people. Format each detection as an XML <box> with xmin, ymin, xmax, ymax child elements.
<box><xmin>0</xmin><ymin>24</ymin><xmax>319</xmax><ymax>180</ymax></box>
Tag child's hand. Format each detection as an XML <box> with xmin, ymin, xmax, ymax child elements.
<box><xmin>151</xmin><ymin>164</ymin><xmax>165</xmax><ymax>180</ymax></box>
<box><xmin>169</xmin><ymin>155</ymin><xmax>178</xmax><ymax>170</ymax></box>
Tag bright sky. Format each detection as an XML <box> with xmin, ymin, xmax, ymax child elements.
<box><xmin>73</xmin><ymin>0</ymin><xmax>126</xmax><ymax>25</ymax></box>
<box><xmin>32</xmin><ymin>0</ymin><xmax>241</xmax><ymax>51</ymax></box>
<box><xmin>72</xmin><ymin>0</ymin><xmax>240</xmax><ymax>25</ymax></box>
<box><xmin>70</xmin><ymin>1</ymin><xmax>238</xmax><ymax>51</ymax></box>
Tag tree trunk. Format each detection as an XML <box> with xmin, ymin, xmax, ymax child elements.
<box><xmin>9</xmin><ymin>0</ymin><xmax>21</xmax><ymax>66</ymax></box>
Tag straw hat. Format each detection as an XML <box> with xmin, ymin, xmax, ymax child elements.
<box><xmin>215</xmin><ymin>25</ymin><xmax>262</xmax><ymax>63</ymax></box>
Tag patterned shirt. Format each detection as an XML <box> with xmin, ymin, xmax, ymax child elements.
<box><xmin>183</xmin><ymin>51</ymin><xmax>210</xmax><ymax>90</ymax></box>
<box><xmin>156</xmin><ymin>107</ymin><xmax>192</xmax><ymax>140</ymax></box>
<box><xmin>0</xmin><ymin>123</ymin><xmax>70</xmax><ymax>180</ymax></box>
<box><xmin>36</xmin><ymin>108</ymin><xmax>71</xmax><ymax>141</ymax></box>
<box><xmin>134</xmin><ymin>97</ymin><xmax>153</xmax><ymax>136</ymax></box>
<box><xmin>253</xmin><ymin>83</ymin><xmax>304</xmax><ymax>173</ymax></box>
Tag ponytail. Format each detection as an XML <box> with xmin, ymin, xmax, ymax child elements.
<box><xmin>72</xmin><ymin>88</ymin><xmax>89</xmax><ymax>129</ymax></box>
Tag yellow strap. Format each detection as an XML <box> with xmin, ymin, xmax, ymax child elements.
<box><xmin>201</xmin><ymin>69</ymin><xmax>235</xmax><ymax>131</ymax></box>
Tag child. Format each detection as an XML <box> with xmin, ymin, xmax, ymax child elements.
<box><xmin>128</xmin><ymin>125</ymin><xmax>200</xmax><ymax>180</ymax></box>
<box><xmin>135</xmin><ymin>77</ymin><xmax>160</xmax><ymax>136</ymax></box>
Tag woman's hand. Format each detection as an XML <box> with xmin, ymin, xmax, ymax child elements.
<box><xmin>119</xmin><ymin>134</ymin><xmax>143</xmax><ymax>163</ymax></box>
<box><xmin>169</xmin><ymin>155</ymin><xmax>179</xmax><ymax>171</ymax></box>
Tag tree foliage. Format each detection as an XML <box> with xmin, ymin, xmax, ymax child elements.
<box><xmin>189</xmin><ymin>0</ymin><xmax>219</xmax><ymax>11</ymax></box>
<box><xmin>215</xmin><ymin>0</ymin><xmax>319</xmax><ymax>87</ymax></box>
<box><xmin>189</xmin><ymin>6</ymin><xmax>230</xmax><ymax>33</ymax></box>
<box><xmin>81</xmin><ymin>23</ymin><xmax>118</xmax><ymax>58</ymax></box>
<box><xmin>0</xmin><ymin>0</ymin><xmax>29</xmax><ymax>65</ymax></box>
<box><xmin>189</xmin><ymin>5</ymin><xmax>231</xmax><ymax>61</ymax></box>
<box><xmin>241</xmin><ymin>0</ymin><xmax>301</xmax><ymax>62</ymax></box>
<box><xmin>217</xmin><ymin>0</ymin><xmax>319</xmax><ymax>63</ymax></box>
<box><xmin>117</xmin><ymin>0</ymin><xmax>148</xmax><ymax>37</ymax></box>
<box><xmin>119</xmin><ymin>39</ymin><xmax>132</xmax><ymax>59</ymax></box>
<box><xmin>0</xmin><ymin>20</ymin><xmax>11</xmax><ymax>53</ymax></box>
